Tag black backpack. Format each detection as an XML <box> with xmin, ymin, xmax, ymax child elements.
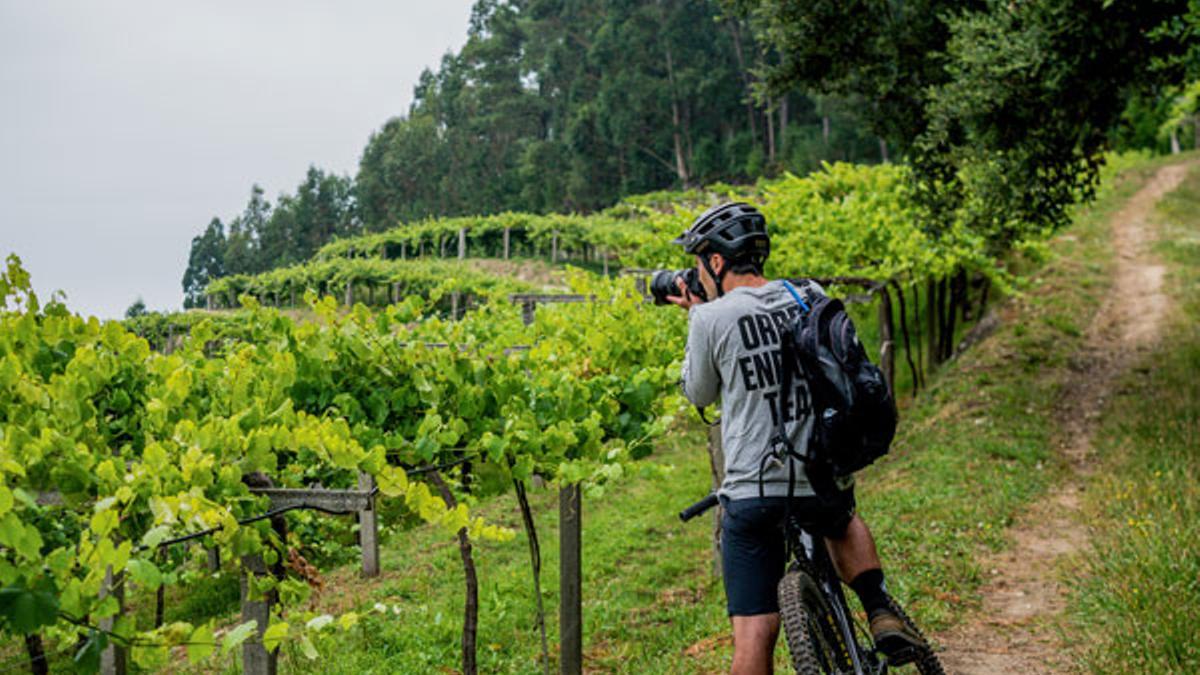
<box><xmin>773</xmin><ymin>280</ymin><xmax>897</xmax><ymax>484</ymax></box>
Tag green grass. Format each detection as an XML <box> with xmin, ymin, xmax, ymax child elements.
<box><xmin>1065</xmin><ymin>164</ymin><xmax>1200</xmax><ymax>673</ymax></box>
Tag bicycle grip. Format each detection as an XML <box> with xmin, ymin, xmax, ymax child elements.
<box><xmin>679</xmin><ymin>493</ymin><xmax>719</xmax><ymax>522</ymax></box>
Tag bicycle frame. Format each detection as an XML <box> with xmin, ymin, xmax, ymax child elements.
<box><xmin>788</xmin><ymin>525</ymin><xmax>886</xmax><ymax>675</ymax></box>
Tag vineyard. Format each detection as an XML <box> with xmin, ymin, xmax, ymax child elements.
<box><xmin>4</xmin><ymin>151</ymin><xmax>1196</xmax><ymax>674</ymax></box>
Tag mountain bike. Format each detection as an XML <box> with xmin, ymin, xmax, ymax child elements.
<box><xmin>680</xmin><ymin>493</ymin><xmax>945</xmax><ymax>674</ymax></box>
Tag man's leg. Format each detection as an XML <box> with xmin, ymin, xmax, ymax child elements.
<box><xmin>824</xmin><ymin>513</ymin><xmax>881</xmax><ymax>582</ymax></box>
<box><xmin>731</xmin><ymin>613</ymin><xmax>780</xmax><ymax>675</ymax></box>
<box><xmin>823</xmin><ymin>514</ymin><xmax>926</xmax><ymax>657</ymax></box>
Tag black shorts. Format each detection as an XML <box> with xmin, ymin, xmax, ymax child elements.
<box><xmin>720</xmin><ymin>489</ymin><xmax>856</xmax><ymax>617</ymax></box>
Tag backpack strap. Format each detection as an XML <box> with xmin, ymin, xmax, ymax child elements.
<box><xmin>767</xmin><ymin>280</ymin><xmax>813</xmax><ymax>495</ymax></box>
<box><xmin>781</xmin><ymin>279</ymin><xmax>811</xmax><ymax>314</ymax></box>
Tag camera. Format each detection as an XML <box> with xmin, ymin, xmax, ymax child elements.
<box><xmin>649</xmin><ymin>268</ymin><xmax>708</xmax><ymax>305</ymax></box>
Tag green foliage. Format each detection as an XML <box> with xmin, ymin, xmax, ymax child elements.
<box><xmin>124</xmin><ymin>298</ymin><xmax>147</xmax><ymax>320</ymax></box>
<box><xmin>1</xmin><ymin>250</ymin><xmax>685</xmax><ymax>664</ymax></box>
<box><xmin>203</xmin><ymin>257</ymin><xmax>534</xmax><ymax>315</ymax></box>
<box><xmin>283</xmin><ymin>162</ymin><xmax>991</xmax><ymax>298</ymax></box>
<box><xmin>182</xmin><ymin>218</ymin><xmax>227</xmax><ymax>309</ymax></box>
<box><xmin>182</xmin><ymin>170</ymin><xmax>358</xmax><ymax>308</ymax></box>
<box><xmin>737</xmin><ymin>0</ymin><xmax>1195</xmax><ymax>254</ymax></box>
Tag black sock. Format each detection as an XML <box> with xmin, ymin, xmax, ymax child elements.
<box><xmin>849</xmin><ymin>568</ymin><xmax>890</xmax><ymax>616</ymax></box>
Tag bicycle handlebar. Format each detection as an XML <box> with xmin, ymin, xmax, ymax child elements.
<box><xmin>679</xmin><ymin>493</ymin><xmax>719</xmax><ymax>522</ymax></box>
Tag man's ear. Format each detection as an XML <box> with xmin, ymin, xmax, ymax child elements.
<box><xmin>709</xmin><ymin>252</ymin><xmax>725</xmax><ymax>276</ymax></box>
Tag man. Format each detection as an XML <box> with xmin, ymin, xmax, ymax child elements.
<box><xmin>668</xmin><ymin>202</ymin><xmax>924</xmax><ymax>674</ymax></box>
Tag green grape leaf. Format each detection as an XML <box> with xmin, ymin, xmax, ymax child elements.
<box><xmin>126</xmin><ymin>559</ymin><xmax>162</xmax><ymax>591</ymax></box>
<box><xmin>0</xmin><ymin>585</ymin><xmax>59</xmax><ymax>633</ymax></box>
<box><xmin>140</xmin><ymin>525</ymin><xmax>171</xmax><ymax>551</ymax></box>
<box><xmin>298</xmin><ymin>634</ymin><xmax>319</xmax><ymax>660</ymax></box>
<box><xmin>187</xmin><ymin>623</ymin><xmax>215</xmax><ymax>662</ymax></box>
<box><xmin>221</xmin><ymin>620</ymin><xmax>259</xmax><ymax>653</ymax></box>
<box><xmin>262</xmin><ymin>620</ymin><xmax>289</xmax><ymax>652</ymax></box>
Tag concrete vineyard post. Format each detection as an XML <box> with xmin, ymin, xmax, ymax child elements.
<box><xmin>358</xmin><ymin>472</ymin><xmax>380</xmax><ymax>577</ymax></box>
<box><xmin>99</xmin><ymin>566</ymin><xmax>126</xmax><ymax>675</ymax></box>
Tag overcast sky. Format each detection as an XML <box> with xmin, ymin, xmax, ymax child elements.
<box><xmin>0</xmin><ymin>1</ymin><xmax>475</xmax><ymax>319</ymax></box>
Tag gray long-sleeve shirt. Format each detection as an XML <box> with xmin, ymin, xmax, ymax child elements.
<box><xmin>681</xmin><ymin>279</ymin><xmax>852</xmax><ymax>499</ymax></box>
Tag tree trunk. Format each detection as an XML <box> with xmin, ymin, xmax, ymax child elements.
<box><xmin>513</xmin><ymin>476</ymin><xmax>551</xmax><ymax>675</ymax></box>
<box><xmin>877</xmin><ymin>287</ymin><xmax>895</xmax><ymax>394</ymax></box>
<box><xmin>26</xmin><ymin>634</ymin><xmax>48</xmax><ymax>675</ymax></box>
<box><xmin>911</xmin><ymin>283</ymin><xmax>925</xmax><ymax>390</ymax></box>
<box><xmin>891</xmin><ymin>281</ymin><xmax>919</xmax><ymax>395</ymax></box>
<box><xmin>823</xmin><ymin>115</ymin><xmax>831</xmax><ymax>146</ymax></box>
<box><xmin>665</xmin><ymin>47</ymin><xmax>691</xmax><ymax>185</ymax></box>
<box><xmin>725</xmin><ymin>20</ymin><xmax>758</xmax><ymax>143</ymax></box>
<box><xmin>1171</xmin><ymin>128</ymin><xmax>1181</xmax><ymax>154</ymax></box>
<box><xmin>977</xmin><ymin>276</ymin><xmax>991</xmax><ymax>319</ymax></box>
<box><xmin>430</xmin><ymin>472</ymin><xmax>478</xmax><ymax>675</ymax></box>
<box><xmin>939</xmin><ymin>276</ymin><xmax>953</xmax><ymax>362</ymax></box>
<box><xmin>931</xmin><ymin>277</ymin><xmax>940</xmax><ymax>365</ymax></box>
<box><xmin>779</xmin><ymin>96</ymin><xmax>789</xmax><ymax>155</ymax></box>
<box><xmin>879</xmin><ymin>138</ymin><xmax>889</xmax><ymax>163</ymax></box>
<box><xmin>766</xmin><ymin>94</ymin><xmax>777</xmax><ymax>163</ymax></box>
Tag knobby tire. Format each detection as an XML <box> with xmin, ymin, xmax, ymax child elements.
<box><xmin>778</xmin><ymin>569</ymin><xmax>853</xmax><ymax>674</ymax></box>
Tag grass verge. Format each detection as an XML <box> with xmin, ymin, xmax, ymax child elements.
<box><xmin>1065</xmin><ymin>164</ymin><xmax>1200</xmax><ymax>673</ymax></box>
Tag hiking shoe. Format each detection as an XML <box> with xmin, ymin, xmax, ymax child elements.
<box><xmin>868</xmin><ymin>608</ymin><xmax>927</xmax><ymax>663</ymax></box>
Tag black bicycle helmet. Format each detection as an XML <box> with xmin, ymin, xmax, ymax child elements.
<box><xmin>671</xmin><ymin>202</ymin><xmax>770</xmax><ymax>298</ymax></box>
<box><xmin>672</xmin><ymin>201</ymin><xmax>770</xmax><ymax>265</ymax></box>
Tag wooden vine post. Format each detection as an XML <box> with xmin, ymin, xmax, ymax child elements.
<box><xmin>240</xmin><ymin>553</ymin><xmax>276</xmax><ymax>675</ymax></box>
<box><xmin>458</xmin><ymin>227</ymin><xmax>467</xmax><ymax>260</ymax></box>
<box><xmin>503</xmin><ymin>227</ymin><xmax>511</xmax><ymax>260</ymax></box>
<box><xmin>559</xmin><ymin>484</ymin><xmax>582</xmax><ymax>675</ymax></box>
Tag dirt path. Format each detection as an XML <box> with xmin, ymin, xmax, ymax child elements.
<box><xmin>935</xmin><ymin>163</ymin><xmax>1190</xmax><ymax>674</ymax></box>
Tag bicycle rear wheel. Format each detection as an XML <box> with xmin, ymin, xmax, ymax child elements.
<box><xmin>778</xmin><ymin>569</ymin><xmax>854</xmax><ymax>674</ymax></box>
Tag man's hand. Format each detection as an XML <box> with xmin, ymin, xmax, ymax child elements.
<box><xmin>666</xmin><ymin>277</ymin><xmax>703</xmax><ymax>310</ymax></box>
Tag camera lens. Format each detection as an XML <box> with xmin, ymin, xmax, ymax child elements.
<box><xmin>649</xmin><ymin>270</ymin><xmax>681</xmax><ymax>305</ymax></box>
<box><xmin>649</xmin><ymin>269</ymin><xmax>708</xmax><ymax>305</ymax></box>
